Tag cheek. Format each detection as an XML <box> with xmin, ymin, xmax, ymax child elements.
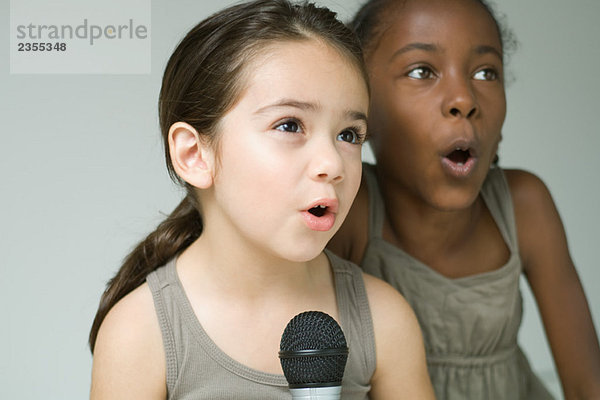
<box><xmin>496</xmin><ymin>97</ymin><xmax>507</xmax><ymax>130</ymax></box>
<box><xmin>368</xmin><ymin>97</ymin><xmax>400</xmax><ymax>152</ymax></box>
<box><xmin>480</xmin><ymin>87</ymin><xmax>507</xmax><ymax>129</ymax></box>
<box><xmin>214</xmin><ymin>138</ymin><xmax>280</xmax><ymax>202</ymax></box>
<box><xmin>369</xmin><ymin>97</ymin><xmax>429</xmax><ymax>157</ymax></box>
<box><xmin>481</xmin><ymin>100</ymin><xmax>506</xmax><ymax>158</ymax></box>
<box><xmin>346</xmin><ymin>154</ymin><xmax>363</xmax><ymax>193</ymax></box>
<box><xmin>333</xmin><ymin>152</ymin><xmax>363</xmax><ymax>224</ymax></box>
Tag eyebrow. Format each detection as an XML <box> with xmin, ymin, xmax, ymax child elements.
<box><xmin>255</xmin><ymin>99</ymin><xmax>367</xmax><ymax>123</ymax></box>
<box><xmin>390</xmin><ymin>42</ymin><xmax>438</xmax><ymax>62</ymax></box>
<box><xmin>348</xmin><ymin>110</ymin><xmax>368</xmax><ymax>124</ymax></box>
<box><xmin>255</xmin><ymin>99</ymin><xmax>318</xmax><ymax>114</ymax></box>
<box><xmin>390</xmin><ymin>42</ymin><xmax>503</xmax><ymax>62</ymax></box>
<box><xmin>474</xmin><ymin>44</ymin><xmax>503</xmax><ymax>60</ymax></box>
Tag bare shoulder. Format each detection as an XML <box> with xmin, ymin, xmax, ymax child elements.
<box><xmin>362</xmin><ymin>273</ymin><xmax>434</xmax><ymax>399</ymax></box>
<box><xmin>362</xmin><ymin>273</ymin><xmax>422</xmax><ymax>344</ymax></box>
<box><xmin>504</xmin><ymin>168</ymin><xmax>554</xmax><ymax>206</ymax></box>
<box><xmin>327</xmin><ymin>176</ymin><xmax>369</xmax><ymax>265</ymax></box>
<box><xmin>504</xmin><ymin>168</ymin><xmax>562</xmax><ymax>224</ymax></box>
<box><xmin>91</xmin><ymin>283</ymin><xmax>166</xmax><ymax>399</ymax></box>
<box><xmin>504</xmin><ymin>169</ymin><xmax>566</xmax><ymax>267</ymax></box>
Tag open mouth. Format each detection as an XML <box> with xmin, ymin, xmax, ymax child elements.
<box><xmin>308</xmin><ymin>205</ymin><xmax>327</xmax><ymax>217</ymax></box>
<box><xmin>441</xmin><ymin>145</ymin><xmax>477</xmax><ymax>178</ymax></box>
<box><xmin>302</xmin><ymin>203</ymin><xmax>336</xmax><ymax>231</ymax></box>
<box><xmin>445</xmin><ymin>148</ymin><xmax>472</xmax><ymax>165</ymax></box>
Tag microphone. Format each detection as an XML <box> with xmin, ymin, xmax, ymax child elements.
<box><xmin>279</xmin><ymin>311</ymin><xmax>349</xmax><ymax>399</ymax></box>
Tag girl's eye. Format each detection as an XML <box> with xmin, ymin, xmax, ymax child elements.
<box><xmin>407</xmin><ymin>66</ymin><xmax>434</xmax><ymax>80</ymax></box>
<box><xmin>275</xmin><ymin>119</ymin><xmax>302</xmax><ymax>133</ymax></box>
<box><xmin>473</xmin><ymin>68</ymin><xmax>499</xmax><ymax>81</ymax></box>
<box><xmin>337</xmin><ymin>129</ymin><xmax>365</xmax><ymax>145</ymax></box>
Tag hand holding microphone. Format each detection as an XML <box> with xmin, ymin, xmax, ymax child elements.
<box><xmin>279</xmin><ymin>311</ymin><xmax>349</xmax><ymax>399</ymax></box>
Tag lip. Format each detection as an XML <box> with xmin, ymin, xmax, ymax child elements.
<box><xmin>439</xmin><ymin>137</ymin><xmax>479</xmax><ymax>179</ymax></box>
<box><xmin>305</xmin><ymin>198</ymin><xmax>339</xmax><ymax>214</ymax></box>
<box><xmin>301</xmin><ymin>198</ymin><xmax>339</xmax><ymax>232</ymax></box>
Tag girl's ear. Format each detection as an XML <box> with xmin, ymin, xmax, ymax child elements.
<box><xmin>168</xmin><ymin>122</ymin><xmax>215</xmax><ymax>189</ymax></box>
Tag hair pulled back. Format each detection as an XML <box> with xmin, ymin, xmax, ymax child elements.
<box><xmin>89</xmin><ymin>0</ymin><xmax>366</xmax><ymax>352</ymax></box>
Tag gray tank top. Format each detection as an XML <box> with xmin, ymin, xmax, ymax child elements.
<box><xmin>146</xmin><ymin>250</ymin><xmax>376</xmax><ymax>399</ymax></box>
<box><xmin>361</xmin><ymin>164</ymin><xmax>554</xmax><ymax>399</ymax></box>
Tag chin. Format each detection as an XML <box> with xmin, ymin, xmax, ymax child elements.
<box><xmin>287</xmin><ymin>249</ymin><xmax>326</xmax><ymax>263</ymax></box>
<box><xmin>281</xmin><ymin>240</ymin><xmax>329</xmax><ymax>263</ymax></box>
<box><xmin>430</xmin><ymin>188</ymin><xmax>481</xmax><ymax>212</ymax></box>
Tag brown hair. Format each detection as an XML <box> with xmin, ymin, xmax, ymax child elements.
<box><xmin>89</xmin><ymin>0</ymin><xmax>367</xmax><ymax>352</ymax></box>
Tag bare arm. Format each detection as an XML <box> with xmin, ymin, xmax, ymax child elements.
<box><xmin>90</xmin><ymin>283</ymin><xmax>166</xmax><ymax>400</ymax></box>
<box><xmin>508</xmin><ymin>169</ymin><xmax>600</xmax><ymax>399</ymax></box>
<box><xmin>364</xmin><ymin>273</ymin><xmax>436</xmax><ymax>399</ymax></box>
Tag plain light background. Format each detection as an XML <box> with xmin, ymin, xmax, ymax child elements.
<box><xmin>1</xmin><ymin>0</ymin><xmax>598</xmax><ymax>398</ymax></box>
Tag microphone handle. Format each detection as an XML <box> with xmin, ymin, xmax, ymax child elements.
<box><xmin>290</xmin><ymin>386</ymin><xmax>341</xmax><ymax>399</ymax></box>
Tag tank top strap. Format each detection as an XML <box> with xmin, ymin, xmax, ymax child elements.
<box><xmin>146</xmin><ymin>259</ymin><xmax>179</xmax><ymax>393</ymax></box>
<box><xmin>480</xmin><ymin>166</ymin><xmax>520</xmax><ymax>253</ymax></box>
<box><xmin>362</xmin><ymin>163</ymin><xmax>385</xmax><ymax>240</ymax></box>
<box><xmin>147</xmin><ymin>256</ymin><xmax>372</xmax><ymax>398</ymax></box>
<box><xmin>326</xmin><ymin>250</ymin><xmax>377</xmax><ymax>381</ymax></box>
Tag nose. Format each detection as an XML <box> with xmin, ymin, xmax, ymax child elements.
<box><xmin>309</xmin><ymin>137</ymin><xmax>344</xmax><ymax>184</ymax></box>
<box><xmin>442</xmin><ymin>75</ymin><xmax>479</xmax><ymax>119</ymax></box>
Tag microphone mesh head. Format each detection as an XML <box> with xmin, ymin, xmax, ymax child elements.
<box><xmin>279</xmin><ymin>311</ymin><xmax>348</xmax><ymax>388</ymax></box>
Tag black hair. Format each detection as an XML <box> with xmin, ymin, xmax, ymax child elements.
<box><xmin>351</xmin><ymin>0</ymin><xmax>517</xmax><ymax>63</ymax></box>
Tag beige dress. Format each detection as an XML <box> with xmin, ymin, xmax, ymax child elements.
<box><xmin>146</xmin><ymin>250</ymin><xmax>376</xmax><ymax>399</ymax></box>
<box><xmin>361</xmin><ymin>163</ymin><xmax>554</xmax><ymax>399</ymax></box>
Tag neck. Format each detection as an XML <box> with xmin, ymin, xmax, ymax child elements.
<box><xmin>174</xmin><ymin>231</ymin><xmax>337</xmax><ymax>376</ymax></box>
<box><xmin>377</xmin><ymin>173</ymin><xmax>483</xmax><ymax>258</ymax></box>
<box><xmin>177</xmin><ymin>232</ymin><xmax>331</xmax><ymax>302</ymax></box>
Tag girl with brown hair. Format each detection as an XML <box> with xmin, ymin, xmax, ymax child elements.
<box><xmin>89</xmin><ymin>1</ymin><xmax>435</xmax><ymax>398</ymax></box>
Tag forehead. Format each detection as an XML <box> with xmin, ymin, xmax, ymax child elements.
<box><xmin>249</xmin><ymin>38</ymin><xmax>363</xmax><ymax>80</ymax></box>
<box><xmin>373</xmin><ymin>0</ymin><xmax>502</xmax><ymax>57</ymax></box>
<box><xmin>238</xmin><ymin>39</ymin><xmax>368</xmax><ymax>106</ymax></box>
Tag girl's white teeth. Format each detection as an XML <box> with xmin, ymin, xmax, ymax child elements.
<box><xmin>317</xmin><ymin>205</ymin><xmax>326</xmax><ymax>208</ymax></box>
